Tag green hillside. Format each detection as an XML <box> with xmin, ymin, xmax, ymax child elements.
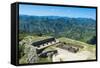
<box><xmin>19</xmin><ymin>15</ymin><xmax>96</xmax><ymax>43</ymax></box>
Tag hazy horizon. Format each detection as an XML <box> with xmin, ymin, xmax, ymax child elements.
<box><xmin>19</xmin><ymin>4</ymin><xmax>96</xmax><ymax>20</ymax></box>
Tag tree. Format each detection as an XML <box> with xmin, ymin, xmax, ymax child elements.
<box><xmin>87</xmin><ymin>36</ymin><xmax>96</xmax><ymax>45</ymax></box>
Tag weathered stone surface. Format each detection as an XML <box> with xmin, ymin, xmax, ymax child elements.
<box><xmin>19</xmin><ymin>36</ymin><xmax>39</xmax><ymax>64</ymax></box>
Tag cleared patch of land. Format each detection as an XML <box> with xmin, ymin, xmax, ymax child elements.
<box><xmin>52</xmin><ymin>47</ymin><xmax>95</xmax><ymax>62</ymax></box>
<box><xmin>44</xmin><ymin>37</ymin><xmax>96</xmax><ymax>62</ymax></box>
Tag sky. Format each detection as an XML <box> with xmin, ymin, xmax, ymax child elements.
<box><xmin>19</xmin><ymin>4</ymin><xmax>96</xmax><ymax>20</ymax></box>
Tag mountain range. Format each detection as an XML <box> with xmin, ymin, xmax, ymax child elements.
<box><xmin>19</xmin><ymin>15</ymin><xmax>96</xmax><ymax>44</ymax></box>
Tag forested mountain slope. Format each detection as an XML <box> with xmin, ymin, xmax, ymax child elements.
<box><xmin>19</xmin><ymin>15</ymin><xmax>96</xmax><ymax>44</ymax></box>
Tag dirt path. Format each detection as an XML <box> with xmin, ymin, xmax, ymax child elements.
<box><xmin>52</xmin><ymin>47</ymin><xmax>94</xmax><ymax>62</ymax></box>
